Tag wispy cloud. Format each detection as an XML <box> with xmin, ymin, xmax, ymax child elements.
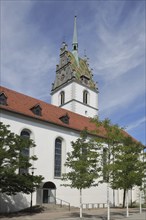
<box><xmin>1</xmin><ymin>0</ymin><xmax>145</xmax><ymax>144</ymax></box>
<box><xmin>92</xmin><ymin>1</ymin><xmax>145</xmax><ymax>81</ymax></box>
<box><xmin>87</xmin><ymin>1</ymin><xmax>146</xmax><ymax>120</ymax></box>
<box><xmin>126</xmin><ymin>117</ymin><xmax>146</xmax><ymax>132</ymax></box>
<box><xmin>1</xmin><ymin>1</ymin><xmax>57</xmax><ymax>99</ymax></box>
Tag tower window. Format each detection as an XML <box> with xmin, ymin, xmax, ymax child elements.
<box><xmin>0</xmin><ymin>92</ymin><xmax>7</xmax><ymax>106</ymax></box>
<box><xmin>74</xmin><ymin>45</ymin><xmax>76</xmax><ymax>50</ymax></box>
<box><xmin>83</xmin><ymin>90</ymin><xmax>88</xmax><ymax>104</ymax></box>
<box><xmin>54</xmin><ymin>138</ymin><xmax>62</xmax><ymax>177</ymax></box>
<box><xmin>19</xmin><ymin>130</ymin><xmax>30</xmax><ymax>175</ymax></box>
<box><xmin>60</xmin><ymin>91</ymin><xmax>65</xmax><ymax>105</ymax></box>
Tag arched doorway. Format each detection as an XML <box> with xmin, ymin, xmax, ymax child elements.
<box><xmin>42</xmin><ymin>182</ymin><xmax>56</xmax><ymax>204</ymax></box>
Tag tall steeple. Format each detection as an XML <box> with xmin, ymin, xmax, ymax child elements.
<box><xmin>51</xmin><ymin>16</ymin><xmax>98</xmax><ymax>118</ymax></box>
<box><xmin>72</xmin><ymin>16</ymin><xmax>79</xmax><ymax>66</ymax></box>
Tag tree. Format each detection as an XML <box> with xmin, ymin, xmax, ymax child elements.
<box><xmin>62</xmin><ymin>129</ymin><xmax>102</xmax><ymax>218</ymax></box>
<box><xmin>142</xmin><ymin>148</ymin><xmax>146</xmax><ymax>206</ymax></box>
<box><xmin>109</xmin><ymin>136</ymin><xmax>145</xmax><ymax>216</ymax></box>
<box><xmin>91</xmin><ymin>117</ymin><xmax>123</xmax><ymax>220</ymax></box>
<box><xmin>91</xmin><ymin>117</ymin><xmax>145</xmax><ymax>217</ymax></box>
<box><xmin>0</xmin><ymin>122</ymin><xmax>43</xmax><ymax>195</ymax></box>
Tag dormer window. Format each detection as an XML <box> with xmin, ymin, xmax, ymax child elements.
<box><xmin>31</xmin><ymin>104</ymin><xmax>42</xmax><ymax>116</ymax></box>
<box><xmin>59</xmin><ymin>113</ymin><xmax>70</xmax><ymax>124</ymax></box>
<box><xmin>0</xmin><ymin>92</ymin><xmax>7</xmax><ymax>106</ymax></box>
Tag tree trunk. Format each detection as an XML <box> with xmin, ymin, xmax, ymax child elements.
<box><xmin>130</xmin><ymin>188</ymin><xmax>132</xmax><ymax>207</ymax></box>
<box><xmin>113</xmin><ymin>189</ymin><xmax>115</xmax><ymax>207</ymax></box>
<box><xmin>123</xmin><ymin>189</ymin><xmax>126</xmax><ymax>208</ymax></box>
<box><xmin>79</xmin><ymin>188</ymin><xmax>82</xmax><ymax>218</ymax></box>
<box><xmin>126</xmin><ymin>190</ymin><xmax>129</xmax><ymax>217</ymax></box>
<box><xmin>107</xmin><ymin>182</ymin><xmax>110</xmax><ymax>220</ymax></box>
<box><xmin>139</xmin><ymin>189</ymin><xmax>142</xmax><ymax>213</ymax></box>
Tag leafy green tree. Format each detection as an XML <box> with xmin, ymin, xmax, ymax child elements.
<box><xmin>91</xmin><ymin>117</ymin><xmax>124</xmax><ymax>220</ymax></box>
<box><xmin>92</xmin><ymin>118</ymin><xmax>145</xmax><ymax>208</ymax></box>
<box><xmin>91</xmin><ymin>117</ymin><xmax>145</xmax><ymax>218</ymax></box>
<box><xmin>62</xmin><ymin>129</ymin><xmax>102</xmax><ymax>218</ymax></box>
<box><xmin>109</xmin><ymin>136</ymin><xmax>145</xmax><ymax>217</ymax></box>
<box><xmin>110</xmin><ymin>138</ymin><xmax>144</xmax><ymax>197</ymax></box>
<box><xmin>0</xmin><ymin>122</ymin><xmax>43</xmax><ymax>195</ymax></box>
<box><xmin>142</xmin><ymin>148</ymin><xmax>146</xmax><ymax>205</ymax></box>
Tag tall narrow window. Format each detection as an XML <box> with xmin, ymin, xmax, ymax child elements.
<box><xmin>60</xmin><ymin>91</ymin><xmax>65</xmax><ymax>105</ymax></box>
<box><xmin>54</xmin><ymin>138</ymin><xmax>62</xmax><ymax>177</ymax></box>
<box><xmin>83</xmin><ymin>90</ymin><xmax>88</xmax><ymax>104</ymax></box>
<box><xmin>19</xmin><ymin>130</ymin><xmax>30</xmax><ymax>175</ymax></box>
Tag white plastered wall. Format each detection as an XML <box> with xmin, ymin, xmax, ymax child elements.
<box><xmin>0</xmin><ymin>111</ymin><xmax>140</xmax><ymax>212</ymax></box>
<box><xmin>51</xmin><ymin>81</ymin><xmax>98</xmax><ymax>117</ymax></box>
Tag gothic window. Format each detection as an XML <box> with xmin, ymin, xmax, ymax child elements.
<box><xmin>60</xmin><ymin>91</ymin><xmax>65</xmax><ymax>105</ymax></box>
<box><xmin>83</xmin><ymin>90</ymin><xmax>88</xmax><ymax>104</ymax></box>
<box><xmin>31</xmin><ymin>105</ymin><xmax>42</xmax><ymax>116</ymax></box>
<box><xmin>19</xmin><ymin>130</ymin><xmax>30</xmax><ymax>175</ymax></box>
<box><xmin>54</xmin><ymin>138</ymin><xmax>62</xmax><ymax>177</ymax></box>
<box><xmin>0</xmin><ymin>92</ymin><xmax>7</xmax><ymax>105</ymax></box>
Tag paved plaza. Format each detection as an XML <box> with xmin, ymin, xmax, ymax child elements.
<box><xmin>0</xmin><ymin>208</ymin><xmax>146</xmax><ymax>220</ymax></box>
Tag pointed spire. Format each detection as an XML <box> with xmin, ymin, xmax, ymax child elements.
<box><xmin>72</xmin><ymin>16</ymin><xmax>79</xmax><ymax>66</ymax></box>
<box><xmin>72</xmin><ymin>16</ymin><xmax>78</xmax><ymax>48</ymax></box>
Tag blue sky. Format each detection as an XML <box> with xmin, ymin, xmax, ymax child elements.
<box><xmin>1</xmin><ymin>0</ymin><xmax>145</xmax><ymax>145</ymax></box>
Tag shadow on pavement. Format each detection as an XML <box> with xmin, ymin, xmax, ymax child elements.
<box><xmin>0</xmin><ymin>205</ymin><xmax>44</xmax><ymax>218</ymax></box>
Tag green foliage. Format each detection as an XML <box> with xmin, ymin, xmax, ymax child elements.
<box><xmin>91</xmin><ymin>117</ymin><xmax>124</xmax><ymax>182</ymax></box>
<box><xmin>62</xmin><ymin>129</ymin><xmax>102</xmax><ymax>190</ymax></box>
<box><xmin>91</xmin><ymin>117</ymin><xmax>145</xmax><ymax>192</ymax></box>
<box><xmin>0</xmin><ymin>122</ymin><xmax>43</xmax><ymax>195</ymax></box>
<box><xmin>109</xmin><ymin>137</ymin><xmax>145</xmax><ymax>190</ymax></box>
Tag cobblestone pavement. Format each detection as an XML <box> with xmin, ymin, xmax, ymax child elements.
<box><xmin>0</xmin><ymin>208</ymin><xmax>146</xmax><ymax>220</ymax></box>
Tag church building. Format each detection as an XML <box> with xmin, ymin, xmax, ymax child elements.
<box><xmin>0</xmin><ymin>17</ymin><xmax>139</xmax><ymax>213</ymax></box>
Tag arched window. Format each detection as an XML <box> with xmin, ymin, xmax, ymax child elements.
<box><xmin>60</xmin><ymin>91</ymin><xmax>65</xmax><ymax>105</ymax></box>
<box><xmin>19</xmin><ymin>130</ymin><xmax>30</xmax><ymax>175</ymax></box>
<box><xmin>54</xmin><ymin>138</ymin><xmax>62</xmax><ymax>177</ymax></box>
<box><xmin>83</xmin><ymin>90</ymin><xmax>88</xmax><ymax>104</ymax></box>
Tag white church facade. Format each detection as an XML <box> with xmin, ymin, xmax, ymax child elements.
<box><xmin>0</xmin><ymin>17</ymin><xmax>140</xmax><ymax>213</ymax></box>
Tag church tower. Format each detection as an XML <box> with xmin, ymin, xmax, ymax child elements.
<box><xmin>51</xmin><ymin>16</ymin><xmax>98</xmax><ymax>117</ymax></box>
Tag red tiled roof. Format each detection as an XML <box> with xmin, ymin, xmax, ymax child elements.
<box><xmin>0</xmin><ymin>86</ymin><xmax>106</xmax><ymax>137</ymax></box>
<box><xmin>0</xmin><ymin>86</ymin><xmax>138</xmax><ymax>143</ymax></box>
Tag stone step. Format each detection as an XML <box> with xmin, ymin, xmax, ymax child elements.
<box><xmin>42</xmin><ymin>203</ymin><xmax>78</xmax><ymax>212</ymax></box>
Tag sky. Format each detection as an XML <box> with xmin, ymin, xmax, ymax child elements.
<box><xmin>1</xmin><ymin>0</ymin><xmax>146</xmax><ymax>145</ymax></box>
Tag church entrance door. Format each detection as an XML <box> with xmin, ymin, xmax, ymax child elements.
<box><xmin>42</xmin><ymin>182</ymin><xmax>56</xmax><ymax>204</ymax></box>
